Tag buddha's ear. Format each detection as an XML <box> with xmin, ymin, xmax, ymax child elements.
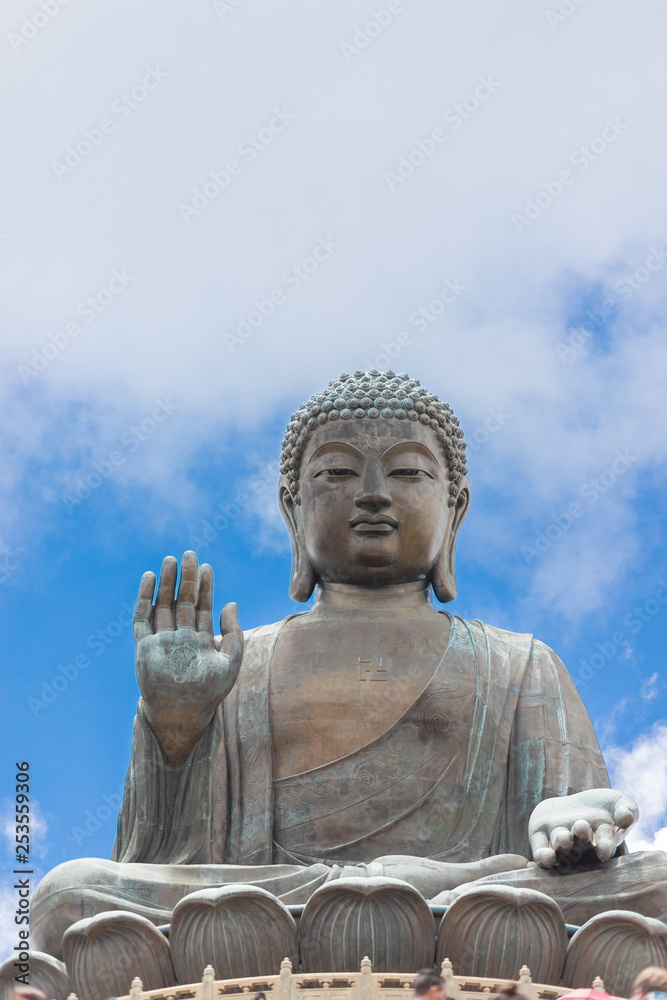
<box><xmin>430</xmin><ymin>477</ymin><xmax>470</xmax><ymax>604</ymax></box>
<box><xmin>279</xmin><ymin>478</ymin><xmax>317</xmax><ymax>602</ymax></box>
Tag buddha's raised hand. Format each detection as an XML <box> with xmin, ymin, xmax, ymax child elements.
<box><xmin>529</xmin><ymin>788</ymin><xmax>638</xmax><ymax>868</ymax></box>
<box><xmin>133</xmin><ymin>550</ymin><xmax>243</xmax><ymax>766</ymax></box>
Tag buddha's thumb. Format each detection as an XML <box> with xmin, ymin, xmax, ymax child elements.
<box><xmin>220</xmin><ymin>603</ymin><xmax>243</xmax><ymax>657</ymax></box>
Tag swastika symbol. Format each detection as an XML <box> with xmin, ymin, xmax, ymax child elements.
<box><xmin>358</xmin><ymin>656</ymin><xmax>388</xmax><ymax>681</ymax></box>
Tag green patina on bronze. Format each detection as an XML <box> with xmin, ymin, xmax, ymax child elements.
<box><xmin>30</xmin><ymin>371</ymin><xmax>667</xmax><ymax>982</ymax></box>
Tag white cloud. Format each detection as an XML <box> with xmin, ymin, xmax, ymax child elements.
<box><xmin>641</xmin><ymin>671</ymin><xmax>661</xmax><ymax>702</ymax></box>
<box><xmin>630</xmin><ymin>826</ymin><xmax>667</xmax><ymax>854</ymax></box>
<box><xmin>1</xmin><ymin>0</ymin><xmax>667</xmax><ymax>618</ymax></box>
<box><xmin>241</xmin><ymin>459</ymin><xmax>291</xmax><ymax>554</ymax></box>
<box><xmin>0</xmin><ymin>799</ymin><xmax>49</xmax><ymax>862</ymax></box>
<box><xmin>605</xmin><ymin>722</ymin><xmax>667</xmax><ymax>852</ymax></box>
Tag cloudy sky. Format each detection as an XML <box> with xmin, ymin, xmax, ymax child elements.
<box><xmin>1</xmin><ymin>0</ymin><xmax>667</xmax><ymax>956</ymax></box>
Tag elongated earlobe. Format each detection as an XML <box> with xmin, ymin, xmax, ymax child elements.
<box><xmin>278</xmin><ymin>481</ymin><xmax>317</xmax><ymax>602</ymax></box>
<box><xmin>430</xmin><ymin>481</ymin><xmax>470</xmax><ymax>604</ymax></box>
<box><xmin>289</xmin><ymin>537</ymin><xmax>317</xmax><ymax>602</ymax></box>
<box><xmin>431</xmin><ymin>553</ymin><xmax>457</xmax><ymax>603</ymax></box>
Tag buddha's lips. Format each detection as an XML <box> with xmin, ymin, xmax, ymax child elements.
<box><xmin>348</xmin><ymin>514</ymin><xmax>399</xmax><ymax>533</ymax></box>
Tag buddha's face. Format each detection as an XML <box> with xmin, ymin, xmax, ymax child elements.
<box><xmin>292</xmin><ymin>418</ymin><xmax>460</xmax><ymax>588</ymax></box>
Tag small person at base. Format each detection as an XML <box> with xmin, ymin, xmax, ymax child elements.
<box><xmin>413</xmin><ymin>969</ymin><xmax>446</xmax><ymax>1000</ymax></box>
<box><xmin>630</xmin><ymin>967</ymin><xmax>667</xmax><ymax>1000</ymax></box>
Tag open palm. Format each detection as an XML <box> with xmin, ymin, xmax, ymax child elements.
<box><xmin>133</xmin><ymin>550</ymin><xmax>243</xmax><ymax>765</ymax></box>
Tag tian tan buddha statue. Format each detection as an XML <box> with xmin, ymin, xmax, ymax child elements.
<box><xmin>27</xmin><ymin>371</ymin><xmax>667</xmax><ymax>999</ymax></box>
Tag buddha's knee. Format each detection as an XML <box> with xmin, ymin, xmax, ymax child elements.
<box><xmin>33</xmin><ymin>858</ymin><xmax>112</xmax><ymax>959</ymax></box>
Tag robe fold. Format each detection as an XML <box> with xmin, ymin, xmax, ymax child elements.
<box><xmin>113</xmin><ymin>614</ymin><xmax>611</xmax><ymax>868</ymax></box>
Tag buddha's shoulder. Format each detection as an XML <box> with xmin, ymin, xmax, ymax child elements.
<box><xmin>446</xmin><ymin>619</ymin><xmax>570</xmax><ymax>688</ymax></box>
<box><xmin>240</xmin><ymin>619</ymin><xmax>288</xmax><ymax>642</ymax></box>
<box><xmin>450</xmin><ymin>614</ymin><xmax>554</xmax><ymax>660</ymax></box>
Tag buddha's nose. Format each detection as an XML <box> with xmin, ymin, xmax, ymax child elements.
<box><xmin>354</xmin><ymin>460</ymin><xmax>392</xmax><ymax>510</ymax></box>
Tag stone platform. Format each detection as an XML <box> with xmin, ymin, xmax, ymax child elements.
<box><xmin>3</xmin><ymin>879</ymin><xmax>667</xmax><ymax>1000</ymax></box>
<box><xmin>112</xmin><ymin>958</ymin><xmax>620</xmax><ymax>1000</ymax></box>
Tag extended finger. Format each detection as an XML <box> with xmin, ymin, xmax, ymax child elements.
<box><xmin>530</xmin><ymin>831</ymin><xmax>557</xmax><ymax>868</ymax></box>
<box><xmin>572</xmin><ymin>819</ymin><xmax>594</xmax><ymax>843</ymax></box>
<box><xmin>133</xmin><ymin>571</ymin><xmax>156</xmax><ymax>643</ymax></box>
<box><xmin>593</xmin><ymin>822</ymin><xmax>616</xmax><ymax>861</ymax></box>
<box><xmin>196</xmin><ymin>563</ymin><xmax>214</xmax><ymax>634</ymax></box>
<box><xmin>176</xmin><ymin>551</ymin><xmax>198</xmax><ymax>630</ymax></box>
<box><xmin>549</xmin><ymin>826</ymin><xmax>574</xmax><ymax>852</ymax></box>
<box><xmin>155</xmin><ymin>556</ymin><xmax>178</xmax><ymax>631</ymax></box>
<box><xmin>219</xmin><ymin>602</ymin><xmax>243</xmax><ymax>662</ymax></box>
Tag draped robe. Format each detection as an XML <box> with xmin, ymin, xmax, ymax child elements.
<box><xmin>34</xmin><ymin>612</ymin><xmax>667</xmax><ymax>961</ymax></box>
<box><xmin>113</xmin><ymin>613</ymin><xmax>611</xmax><ymax>869</ymax></box>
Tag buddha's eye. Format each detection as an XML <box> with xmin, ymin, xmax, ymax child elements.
<box><xmin>314</xmin><ymin>467</ymin><xmax>357</xmax><ymax>478</ymax></box>
<box><xmin>388</xmin><ymin>468</ymin><xmax>432</xmax><ymax>479</ymax></box>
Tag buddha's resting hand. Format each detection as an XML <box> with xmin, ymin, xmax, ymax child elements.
<box><xmin>528</xmin><ymin>787</ymin><xmax>638</xmax><ymax>868</ymax></box>
<box><xmin>133</xmin><ymin>550</ymin><xmax>243</xmax><ymax>766</ymax></box>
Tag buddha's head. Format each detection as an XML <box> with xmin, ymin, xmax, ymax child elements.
<box><xmin>278</xmin><ymin>371</ymin><xmax>470</xmax><ymax>602</ymax></box>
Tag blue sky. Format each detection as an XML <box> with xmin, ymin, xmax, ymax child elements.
<box><xmin>1</xmin><ymin>0</ymin><xmax>667</xmax><ymax>956</ymax></box>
